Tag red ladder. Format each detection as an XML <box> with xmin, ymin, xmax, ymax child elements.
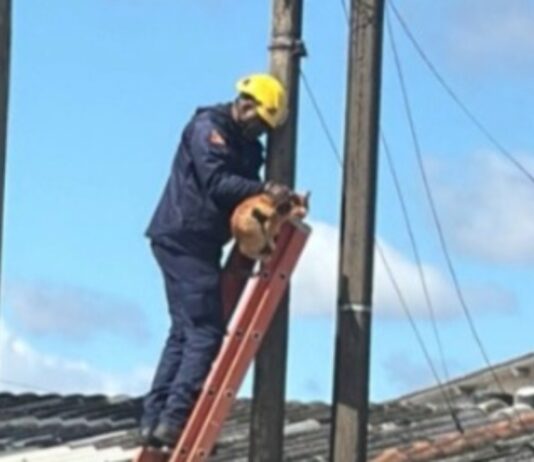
<box><xmin>134</xmin><ymin>220</ymin><xmax>310</xmax><ymax>462</ymax></box>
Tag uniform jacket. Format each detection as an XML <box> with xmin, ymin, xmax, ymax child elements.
<box><xmin>146</xmin><ymin>103</ymin><xmax>265</xmax><ymax>262</ymax></box>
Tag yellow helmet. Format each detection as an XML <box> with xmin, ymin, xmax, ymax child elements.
<box><xmin>236</xmin><ymin>74</ymin><xmax>288</xmax><ymax>128</ymax></box>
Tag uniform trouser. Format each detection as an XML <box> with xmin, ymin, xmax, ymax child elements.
<box><xmin>141</xmin><ymin>242</ymin><xmax>225</xmax><ymax>430</ymax></box>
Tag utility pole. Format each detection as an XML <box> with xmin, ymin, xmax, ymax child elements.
<box><xmin>0</xmin><ymin>0</ymin><xmax>10</xmax><ymax>302</ymax></box>
<box><xmin>249</xmin><ymin>1</ymin><xmax>305</xmax><ymax>461</ymax></box>
<box><xmin>330</xmin><ymin>1</ymin><xmax>384</xmax><ymax>461</ymax></box>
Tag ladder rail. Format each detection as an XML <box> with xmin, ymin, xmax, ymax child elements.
<box><xmin>185</xmin><ymin>223</ymin><xmax>309</xmax><ymax>460</ymax></box>
<box><xmin>167</xmin><ymin>275</ymin><xmax>268</xmax><ymax>460</ymax></box>
<box><xmin>166</xmin><ymin>228</ymin><xmax>288</xmax><ymax>460</ymax></box>
<box><xmin>134</xmin><ymin>221</ymin><xmax>310</xmax><ymax>462</ymax></box>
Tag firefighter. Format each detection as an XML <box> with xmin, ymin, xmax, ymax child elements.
<box><xmin>139</xmin><ymin>74</ymin><xmax>291</xmax><ymax>448</ymax></box>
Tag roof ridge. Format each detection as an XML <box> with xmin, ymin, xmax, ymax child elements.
<box><xmin>371</xmin><ymin>410</ymin><xmax>534</xmax><ymax>462</ymax></box>
<box><xmin>387</xmin><ymin>352</ymin><xmax>534</xmax><ymax>404</ymax></box>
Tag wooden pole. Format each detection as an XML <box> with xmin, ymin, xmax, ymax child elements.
<box><xmin>330</xmin><ymin>0</ymin><xmax>385</xmax><ymax>461</ymax></box>
<box><xmin>248</xmin><ymin>1</ymin><xmax>305</xmax><ymax>461</ymax></box>
<box><xmin>0</xmin><ymin>0</ymin><xmax>11</xmax><ymax>303</ymax></box>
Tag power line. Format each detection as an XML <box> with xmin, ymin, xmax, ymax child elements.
<box><xmin>380</xmin><ymin>132</ymin><xmax>451</xmax><ymax>386</ymax></box>
<box><xmin>385</xmin><ymin>4</ymin><xmax>529</xmax><ymax>432</ymax></box>
<box><xmin>299</xmin><ymin>70</ymin><xmax>343</xmax><ymax>167</ymax></box>
<box><xmin>385</xmin><ymin>8</ymin><xmax>512</xmax><ymax>401</ymax></box>
<box><xmin>387</xmin><ymin>0</ymin><xmax>534</xmax><ymax>186</ymax></box>
<box><xmin>299</xmin><ymin>61</ymin><xmax>460</xmax><ymax>427</ymax></box>
<box><xmin>376</xmin><ymin>242</ymin><xmax>463</xmax><ymax>433</ymax></box>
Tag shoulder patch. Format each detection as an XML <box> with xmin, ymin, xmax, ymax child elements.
<box><xmin>208</xmin><ymin>129</ymin><xmax>226</xmax><ymax>147</ymax></box>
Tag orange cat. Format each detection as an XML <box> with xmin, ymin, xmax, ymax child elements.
<box><xmin>230</xmin><ymin>191</ymin><xmax>309</xmax><ymax>261</ymax></box>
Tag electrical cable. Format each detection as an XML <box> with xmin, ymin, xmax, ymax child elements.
<box><xmin>380</xmin><ymin>132</ymin><xmax>451</xmax><ymax>386</ymax></box>
<box><xmin>300</xmin><ymin>63</ymin><xmax>462</xmax><ymax>430</ymax></box>
<box><xmin>387</xmin><ymin>0</ymin><xmax>534</xmax><ymax>186</ymax></box>
<box><xmin>385</xmin><ymin>10</ymin><xmax>526</xmax><ymax>428</ymax></box>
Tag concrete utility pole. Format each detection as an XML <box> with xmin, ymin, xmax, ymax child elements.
<box><xmin>330</xmin><ymin>1</ymin><xmax>385</xmax><ymax>461</ymax></box>
<box><xmin>249</xmin><ymin>1</ymin><xmax>305</xmax><ymax>461</ymax></box>
<box><xmin>0</xmin><ymin>0</ymin><xmax>10</xmax><ymax>301</ymax></box>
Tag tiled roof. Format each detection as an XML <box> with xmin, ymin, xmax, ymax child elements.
<box><xmin>395</xmin><ymin>353</ymin><xmax>534</xmax><ymax>406</ymax></box>
<box><xmin>1</xmin><ymin>354</ymin><xmax>534</xmax><ymax>461</ymax></box>
<box><xmin>372</xmin><ymin>410</ymin><xmax>534</xmax><ymax>462</ymax></box>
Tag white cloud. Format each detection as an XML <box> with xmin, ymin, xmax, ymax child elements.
<box><xmin>0</xmin><ymin>281</ymin><xmax>156</xmax><ymax>395</ymax></box>
<box><xmin>0</xmin><ymin>215</ymin><xmax>518</xmax><ymax>396</ymax></box>
<box><xmin>3</xmin><ymin>280</ymin><xmax>151</xmax><ymax>343</ymax></box>
<box><xmin>436</xmin><ymin>151</ymin><xmax>534</xmax><ymax>264</ymax></box>
<box><xmin>291</xmin><ymin>220</ymin><xmax>516</xmax><ymax>318</ymax></box>
<box><xmin>292</xmin><ymin>221</ymin><xmax>338</xmax><ymax>316</ymax></box>
<box><xmin>0</xmin><ymin>321</ymin><xmax>152</xmax><ymax>395</ymax></box>
<box><xmin>449</xmin><ymin>1</ymin><xmax>534</xmax><ymax>70</ymax></box>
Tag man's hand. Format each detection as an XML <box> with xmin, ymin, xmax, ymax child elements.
<box><xmin>263</xmin><ymin>181</ymin><xmax>292</xmax><ymax>205</ymax></box>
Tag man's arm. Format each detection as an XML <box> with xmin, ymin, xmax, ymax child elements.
<box><xmin>189</xmin><ymin>121</ymin><xmax>264</xmax><ymax>209</ymax></box>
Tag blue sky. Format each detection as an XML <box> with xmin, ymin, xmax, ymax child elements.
<box><xmin>1</xmin><ymin>0</ymin><xmax>533</xmax><ymax>403</ymax></box>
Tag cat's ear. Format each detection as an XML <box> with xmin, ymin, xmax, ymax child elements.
<box><xmin>291</xmin><ymin>191</ymin><xmax>310</xmax><ymax>210</ymax></box>
<box><xmin>302</xmin><ymin>191</ymin><xmax>311</xmax><ymax>209</ymax></box>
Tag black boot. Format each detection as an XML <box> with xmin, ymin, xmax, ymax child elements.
<box><xmin>151</xmin><ymin>422</ymin><xmax>183</xmax><ymax>449</ymax></box>
<box><xmin>137</xmin><ymin>425</ymin><xmax>157</xmax><ymax>447</ymax></box>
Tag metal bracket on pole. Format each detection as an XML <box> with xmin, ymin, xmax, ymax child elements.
<box><xmin>340</xmin><ymin>303</ymin><xmax>371</xmax><ymax>314</ymax></box>
<box><xmin>268</xmin><ymin>36</ymin><xmax>307</xmax><ymax>58</ymax></box>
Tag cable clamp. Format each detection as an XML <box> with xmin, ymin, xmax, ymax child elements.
<box><xmin>340</xmin><ymin>303</ymin><xmax>371</xmax><ymax>313</ymax></box>
<box><xmin>269</xmin><ymin>36</ymin><xmax>307</xmax><ymax>57</ymax></box>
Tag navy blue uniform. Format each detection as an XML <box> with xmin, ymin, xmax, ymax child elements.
<box><xmin>145</xmin><ymin>103</ymin><xmax>265</xmax><ymax>262</ymax></box>
<box><xmin>141</xmin><ymin>104</ymin><xmax>264</xmax><ymax>434</ymax></box>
